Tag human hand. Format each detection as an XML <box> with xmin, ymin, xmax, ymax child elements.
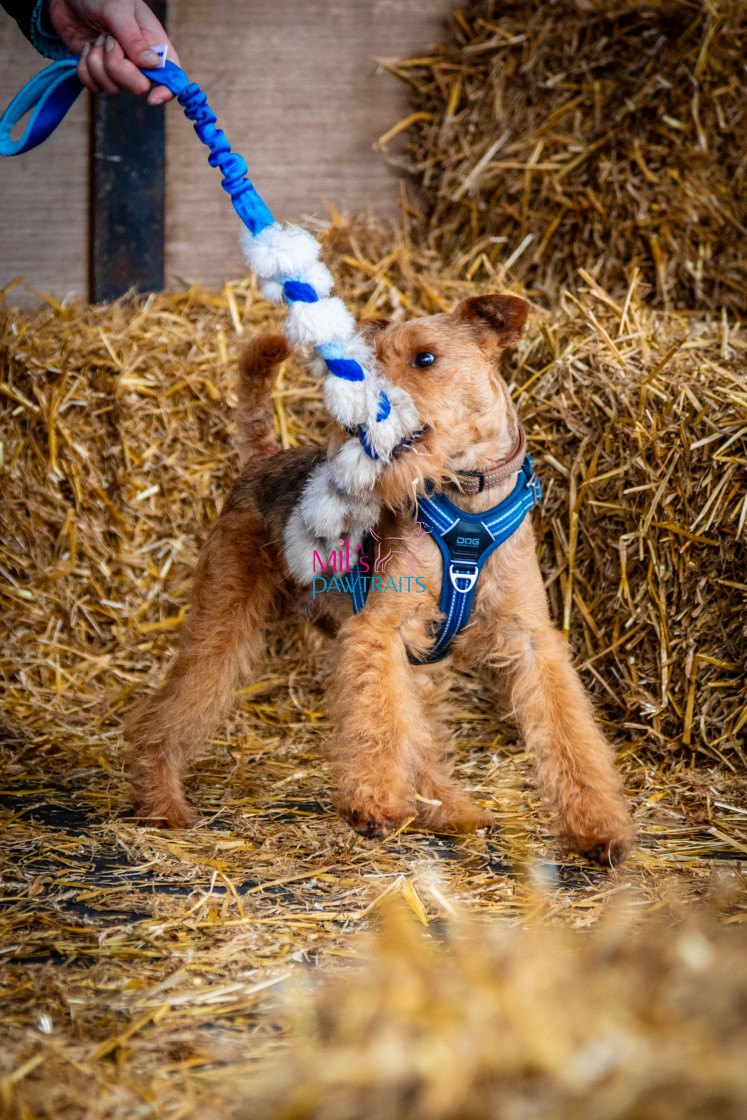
<box><xmin>47</xmin><ymin>0</ymin><xmax>181</xmax><ymax>104</ymax></box>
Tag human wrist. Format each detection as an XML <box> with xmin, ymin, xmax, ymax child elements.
<box><xmin>30</xmin><ymin>0</ymin><xmax>72</xmax><ymax>59</ymax></box>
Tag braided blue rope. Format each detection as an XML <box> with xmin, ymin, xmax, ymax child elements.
<box><xmin>1</xmin><ymin>57</ymin><xmax>387</xmax><ymax>457</ymax></box>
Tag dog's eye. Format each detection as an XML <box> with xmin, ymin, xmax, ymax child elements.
<box><xmin>414</xmin><ymin>352</ymin><xmax>436</xmax><ymax>368</ymax></box>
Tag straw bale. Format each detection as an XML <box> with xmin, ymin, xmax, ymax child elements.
<box><xmin>391</xmin><ymin>0</ymin><xmax>747</xmax><ymax>311</ymax></box>
<box><xmin>517</xmin><ymin>289</ymin><xmax>747</xmax><ymax>767</ymax></box>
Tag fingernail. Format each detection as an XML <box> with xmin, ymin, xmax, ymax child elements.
<box><xmin>80</xmin><ymin>41</ymin><xmax>91</xmax><ymax>58</ymax></box>
<box><xmin>95</xmin><ymin>33</ymin><xmax>105</xmax><ymax>46</ymax></box>
<box><xmin>150</xmin><ymin>95</ymin><xmax>165</xmax><ymax>105</ymax></box>
<box><xmin>105</xmin><ymin>35</ymin><xmax>115</xmax><ymax>52</ymax></box>
<box><xmin>140</xmin><ymin>49</ymin><xmax>161</xmax><ymax>67</ymax></box>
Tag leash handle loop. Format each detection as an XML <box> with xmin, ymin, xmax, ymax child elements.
<box><xmin>0</xmin><ymin>58</ymin><xmax>82</xmax><ymax>156</ymax></box>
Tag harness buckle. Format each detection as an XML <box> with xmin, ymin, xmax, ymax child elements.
<box><xmin>523</xmin><ymin>455</ymin><xmax>542</xmax><ymax>508</ymax></box>
<box><xmin>449</xmin><ymin>562</ymin><xmax>479</xmax><ymax>595</ymax></box>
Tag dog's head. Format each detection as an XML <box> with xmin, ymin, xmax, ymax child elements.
<box><xmin>351</xmin><ymin>294</ymin><xmax>528</xmax><ymax>501</ymax></box>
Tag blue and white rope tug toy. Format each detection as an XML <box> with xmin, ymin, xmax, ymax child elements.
<box><xmin>0</xmin><ymin>53</ymin><xmax>421</xmax><ymax>583</ymax></box>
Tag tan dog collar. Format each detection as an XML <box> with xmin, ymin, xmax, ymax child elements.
<box><xmin>452</xmin><ymin>426</ymin><xmax>527</xmax><ymax>494</ymax></box>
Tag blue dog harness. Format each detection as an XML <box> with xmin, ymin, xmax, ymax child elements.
<box><xmin>350</xmin><ymin>455</ymin><xmax>541</xmax><ymax>663</ymax></box>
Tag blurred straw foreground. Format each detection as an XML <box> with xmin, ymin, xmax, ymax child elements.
<box><xmin>243</xmin><ymin>902</ymin><xmax>747</xmax><ymax>1120</ymax></box>
<box><xmin>1</xmin><ymin>1</ymin><xmax>747</xmax><ymax>1117</ymax></box>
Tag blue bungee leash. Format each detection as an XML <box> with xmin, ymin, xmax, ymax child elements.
<box><xmin>1</xmin><ymin>58</ymin><xmax>270</xmax><ymax>232</ymax></box>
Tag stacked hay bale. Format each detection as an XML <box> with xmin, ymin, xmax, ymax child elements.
<box><xmin>515</xmin><ymin>295</ymin><xmax>746</xmax><ymax>766</ymax></box>
<box><xmin>395</xmin><ymin>0</ymin><xmax>746</xmax><ymax>311</ymax></box>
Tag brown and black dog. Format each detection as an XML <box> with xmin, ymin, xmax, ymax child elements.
<box><xmin>126</xmin><ymin>295</ymin><xmax>635</xmax><ymax>866</ymax></box>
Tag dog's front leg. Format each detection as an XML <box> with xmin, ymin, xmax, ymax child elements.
<box><xmin>327</xmin><ymin>606</ymin><xmax>425</xmax><ymax>838</ymax></box>
<box><xmin>469</xmin><ymin>539</ymin><xmax>635</xmax><ymax>865</ymax></box>
<box><xmin>505</xmin><ymin>624</ymin><xmax>635</xmax><ymax>865</ymax></box>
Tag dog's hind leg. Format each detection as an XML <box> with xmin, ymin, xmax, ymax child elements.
<box><xmin>126</xmin><ymin>510</ymin><xmax>280</xmax><ymax>827</ymax></box>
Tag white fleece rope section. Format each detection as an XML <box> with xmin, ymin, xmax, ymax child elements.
<box><xmin>241</xmin><ymin>223</ymin><xmax>420</xmax><ymax>583</ymax></box>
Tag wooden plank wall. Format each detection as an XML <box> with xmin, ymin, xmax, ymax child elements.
<box><xmin>0</xmin><ymin>0</ymin><xmax>450</xmax><ymax>305</ymax></box>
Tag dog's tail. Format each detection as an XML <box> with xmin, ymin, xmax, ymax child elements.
<box><xmin>235</xmin><ymin>333</ymin><xmax>289</xmax><ymax>465</ymax></box>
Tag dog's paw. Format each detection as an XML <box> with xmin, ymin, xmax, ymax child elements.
<box><xmin>563</xmin><ymin>805</ymin><xmax>635</xmax><ymax>867</ymax></box>
<box><xmin>557</xmin><ymin>788</ymin><xmax>636</xmax><ymax>864</ymax></box>
<box><xmin>453</xmin><ymin>805</ymin><xmax>495</xmax><ymax>833</ymax></box>
<box><xmin>417</xmin><ymin>797</ymin><xmax>495</xmax><ymax>834</ymax></box>
<box><xmin>581</xmin><ymin>838</ymin><xmax>630</xmax><ymax>867</ymax></box>
<box><xmin>134</xmin><ymin>798</ymin><xmax>199</xmax><ymax>830</ymax></box>
<box><xmin>336</xmin><ymin>788</ymin><xmax>414</xmax><ymax>840</ymax></box>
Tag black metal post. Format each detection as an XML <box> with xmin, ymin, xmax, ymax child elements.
<box><xmin>90</xmin><ymin>1</ymin><xmax>166</xmax><ymax>301</ymax></box>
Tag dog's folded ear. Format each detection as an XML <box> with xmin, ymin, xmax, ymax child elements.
<box><xmin>356</xmin><ymin>317</ymin><xmax>393</xmax><ymax>341</ymax></box>
<box><xmin>456</xmin><ymin>295</ymin><xmax>528</xmax><ymax>347</ymax></box>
